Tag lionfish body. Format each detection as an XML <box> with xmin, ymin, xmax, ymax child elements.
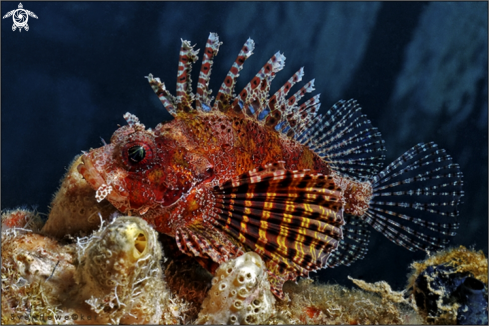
<box><xmin>78</xmin><ymin>33</ymin><xmax>464</xmax><ymax>299</ymax></box>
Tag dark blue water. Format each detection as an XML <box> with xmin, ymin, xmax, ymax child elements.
<box><xmin>2</xmin><ymin>2</ymin><xmax>487</xmax><ymax>291</ymax></box>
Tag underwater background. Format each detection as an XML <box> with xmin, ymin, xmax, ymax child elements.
<box><xmin>2</xmin><ymin>2</ymin><xmax>487</xmax><ymax>291</ymax></box>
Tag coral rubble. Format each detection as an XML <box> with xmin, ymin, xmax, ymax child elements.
<box><xmin>2</xmin><ymin>210</ymin><xmax>76</xmax><ymax>325</ymax></box>
<box><xmin>273</xmin><ymin>278</ymin><xmax>422</xmax><ymax>325</ymax></box>
<box><xmin>3</xmin><ymin>211</ymin><xmax>429</xmax><ymax>325</ymax></box>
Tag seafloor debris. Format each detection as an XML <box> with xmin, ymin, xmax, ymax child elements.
<box><xmin>272</xmin><ymin>278</ymin><xmax>422</xmax><ymax>325</ymax></box>
<box><xmin>3</xmin><ymin>211</ymin><xmax>485</xmax><ymax>326</ymax></box>
<box><xmin>408</xmin><ymin>246</ymin><xmax>488</xmax><ymax>325</ymax></box>
<box><xmin>1</xmin><ymin>208</ymin><xmax>425</xmax><ymax>325</ymax></box>
<box><xmin>2</xmin><ymin>208</ymin><xmax>486</xmax><ymax>325</ymax></box>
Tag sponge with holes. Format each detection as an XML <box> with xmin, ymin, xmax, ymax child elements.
<box><xmin>196</xmin><ymin>251</ymin><xmax>276</xmax><ymax>324</ymax></box>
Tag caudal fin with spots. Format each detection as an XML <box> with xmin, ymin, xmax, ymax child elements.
<box><xmin>364</xmin><ymin>142</ymin><xmax>463</xmax><ymax>252</ymax></box>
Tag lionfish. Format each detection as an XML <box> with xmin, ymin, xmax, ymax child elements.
<box><xmin>77</xmin><ymin>33</ymin><xmax>463</xmax><ymax>299</ymax></box>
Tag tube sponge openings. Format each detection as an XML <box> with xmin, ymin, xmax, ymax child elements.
<box><xmin>1</xmin><ymin>213</ymin><xmax>169</xmax><ymax>325</ymax></box>
<box><xmin>197</xmin><ymin>252</ymin><xmax>276</xmax><ymax>324</ymax></box>
<box><xmin>74</xmin><ymin>216</ymin><xmax>167</xmax><ymax>324</ymax></box>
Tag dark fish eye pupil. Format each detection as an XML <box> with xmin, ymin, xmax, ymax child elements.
<box><xmin>128</xmin><ymin>145</ymin><xmax>145</xmax><ymax>163</ymax></box>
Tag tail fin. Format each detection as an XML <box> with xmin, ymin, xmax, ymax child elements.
<box><xmin>365</xmin><ymin>142</ymin><xmax>463</xmax><ymax>252</ymax></box>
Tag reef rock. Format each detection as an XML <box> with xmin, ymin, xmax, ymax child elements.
<box><xmin>409</xmin><ymin>246</ymin><xmax>488</xmax><ymax>325</ymax></box>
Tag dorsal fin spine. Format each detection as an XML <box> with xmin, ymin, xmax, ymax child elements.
<box><xmin>196</xmin><ymin>33</ymin><xmax>222</xmax><ymax>112</ymax></box>
<box><xmin>213</xmin><ymin>38</ymin><xmax>255</xmax><ymax>113</ymax></box>
<box><xmin>238</xmin><ymin>51</ymin><xmax>286</xmax><ymax>119</ymax></box>
<box><xmin>264</xmin><ymin>68</ymin><xmax>304</xmax><ymax>129</ymax></box>
<box><xmin>175</xmin><ymin>39</ymin><xmax>200</xmax><ymax>111</ymax></box>
<box><xmin>287</xmin><ymin>79</ymin><xmax>315</xmax><ymax>112</ymax></box>
<box><xmin>146</xmin><ymin>74</ymin><xmax>177</xmax><ymax>116</ymax></box>
<box><xmin>280</xmin><ymin>79</ymin><xmax>316</xmax><ymax>136</ymax></box>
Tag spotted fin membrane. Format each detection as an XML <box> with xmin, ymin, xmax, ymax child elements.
<box><xmin>366</xmin><ymin>142</ymin><xmax>463</xmax><ymax>252</ymax></box>
<box><xmin>326</xmin><ymin>214</ymin><xmax>371</xmax><ymax>268</ymax></box>
<box><xmin>147</xmin><ymin>33</ymin><xmax>463</xmax><ymax>298</ymax></box>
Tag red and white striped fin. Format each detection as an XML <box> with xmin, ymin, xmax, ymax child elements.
<box><xmin>270</xmin><ymin>67</ymin><xmax>305</xmax><ymax>111</ymax></box>
<box><xmin>261</xmin><ymin>68</ymin><xmax>304</xmax><ymax>126</ymax></box>
<box><xmin>233</xmin><ymin>51</ymin><xmax>286</xmax><ymax>119</ymax></box>
<box><xmin>285</xmin><ymin>78</ymin><xmax>316</xmax><ymax>114</ymax></box>
<box><xmin>195</xmin><ymin>33</ymin><xmax>222</xmax><ymax>112</ymax></box>
<box><xmin>175</xmin><ymin>39</ymin><xmax>200</xmax><ymax>112</ymax></box>
<box><xmin>212</xmin><ymin>38</ymin><xmax>255</xmax><ymax>113</ymax></box>
<box><xmin>267</xmin><ymin>78</ymin><xmax>317</xmax><ymax>134</ymax></box>
<box><xmin>146</xmin><ymin>74</ymin><xmax>177</xmax><ymax>116</ymax></box>
<box><xmin>175</xmin><ymin>222</ymin><xmax>242</xmax><ymax>264</ymax></box>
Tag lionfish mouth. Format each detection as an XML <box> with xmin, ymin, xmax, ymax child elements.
<box><xmin>77</xmin><ymin>154</ymin><xmax>125</xmax><ymax>204</ymax></box>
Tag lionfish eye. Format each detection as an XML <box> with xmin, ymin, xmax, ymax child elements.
<box><xmin>121</xmin><ymin>140</ymin><xmax>154</xmax><ymax>171</ymax></box>
<box><xmin>128</xmin><ymin>145</ymin><xmax>145</xmax><ymax>163</ymax></box>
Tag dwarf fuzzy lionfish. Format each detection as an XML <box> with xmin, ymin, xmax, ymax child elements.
<box><xmin>77</xmin><ymin>32</ymin><xmax>464</xmax><ymax>299</ymax></box>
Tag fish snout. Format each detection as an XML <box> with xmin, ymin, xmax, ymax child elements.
<box><xmin>77</xmin><ymin>154</ymin><xmax>105</xmax><ymax>191</ymax></box>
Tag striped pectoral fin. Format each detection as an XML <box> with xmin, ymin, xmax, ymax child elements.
<box><xmin>210</xmin><ymin>162</ymin><xmax>345</xmax><ymax>298</ymax></box>
<box><xmin>366</xmin><ymin>142</ymin><xmax>463</xmax><ymax>252</ymax></box>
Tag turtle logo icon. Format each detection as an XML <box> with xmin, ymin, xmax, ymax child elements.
<box><xmin>2</xmin><ymin>3</ymin><xmax>38</xmax><ymax>32</ymax></box>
